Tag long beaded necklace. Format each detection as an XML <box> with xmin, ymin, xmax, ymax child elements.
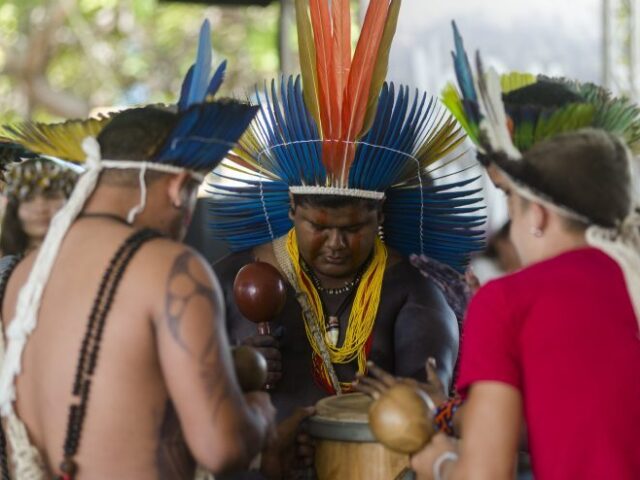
<box><xmin>57</xmin><ymin>228</ymin><xmax>161</xmax><ymax>480</ymax></box>
<box><xmin>301</xmin><ymin>257</ymin><xmax>369</xmax><ymax>346</ymax></box>
<box><xmin>0</xmin><ymin>254</ymin><xmax>24</xmax><ymax>480</ymax></box>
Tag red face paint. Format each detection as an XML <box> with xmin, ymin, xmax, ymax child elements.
<box><xmin>293</xmin><ymin>203</ymin><xmax>380</xmax><ymax>284</ymax></box>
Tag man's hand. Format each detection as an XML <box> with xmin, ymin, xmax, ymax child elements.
<box><xmin>410</xmin><ymin>433</ymin><xmax>458</xmax><ymax>480</ymax></box>
<box><xmin>261</xmin><ymin>406</ymin><xmax>315</xmax><ymax>480</ymax></box>
<box><xmin>354</xmin><ymin>359</ymin><xmax>447</xmax><ymax>407</ymax></box>
<box><xmin>242</xmin><ymin>334</ymin><xmax>282</xmax><ymax>385</ymax></box>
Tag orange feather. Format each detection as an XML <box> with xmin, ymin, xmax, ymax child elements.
<box><xmin>310</xmin><ymin>0</ymin><xmax>340</xmax><ymax>177</ymax></box>
<box><xmin>332</xmin><ymin>0</ymin><xmax>351</xmax><ymax>109</ymax></box>
<box><xmin>337</xmin><ymin>0</ymin><xmax>391</xmax><ymax>183</ymax></box>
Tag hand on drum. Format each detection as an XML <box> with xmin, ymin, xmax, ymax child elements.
<box><xmin>410</xmin><ymin>432</ymin><xmax>458</xmax><ymax>480</ymax></box>
<box><xmin>242</xmin><ymin>334</ymin><xmax>282</xmax><ymax>385</ymax></box>
<box><xmin>260</xmin><ymin>406</ymin><xmax>316</xmax><ymax>480</ymax></box>
<box><xmin>353</xmin><ymin>359</ymin><xmax>447</xmax><ymax>407</ymax></box>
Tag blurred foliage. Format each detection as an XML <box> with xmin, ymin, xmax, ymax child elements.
<box><xmin>0</xmin><ymin>0</ymin><xmax>280</xmax><ymax>122</ymax></box>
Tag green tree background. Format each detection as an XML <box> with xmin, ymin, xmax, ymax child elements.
<box><xmin>0</xmin><ymin>0</ymin><xmax>281</xmax><ymax>122</ymax></box>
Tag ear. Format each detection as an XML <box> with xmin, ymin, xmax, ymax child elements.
<box><xmin>530</xmin><ymin>201</ymin><xmax>549</xmax><ymax>232</ymax></box>
<box><xmin>167</xmin><ymin>171</ymin><xmax>192</xmax><ymax>208</ymax></box>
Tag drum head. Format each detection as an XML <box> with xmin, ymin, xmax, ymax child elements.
<box><xmin>309</xmin><ymin>393</ymin><xmax>376</xmax><ymax>442</ymax></box>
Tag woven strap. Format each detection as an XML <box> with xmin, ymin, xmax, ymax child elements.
<box><xmin>271</xmin><ymin>236</ymin><xmax>341</xmax><ymax>393</ymax></box>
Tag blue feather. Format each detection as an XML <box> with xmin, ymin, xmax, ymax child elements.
<box><xmin>185</xmin><ymin>20</ymin><xmax>212</xmax><ymax>108</ymax></box>
<box><xmin>451</xmin><ymin>21</ymin><xmax>477</xmax><ymax>102</ymax></box>
<box><xmin>207</xmin><ymin>60</ymin><xmax>227</xmax><ymax>98</ymax></box>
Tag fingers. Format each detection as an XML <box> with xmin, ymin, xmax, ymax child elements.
<box><xmin>243</xmin><ymin>334</ymin><xmax>280</xmax><ymax>349</ymax></box>
<box><xmin>295</xmin><ymin>432</ymin><xmax>315</xmax><ymax>468</ymax></box>
<box><xmin>352</xmin><ymin>378</ymin><xmax>382</xmax><ymax>399</ymax></box>
<box><xmin>366</xmin><ymin>361</ymin><xmax>396</xmax><ymax>387</ymax></box>
<box><xmin>425</xmin><ymin>358</ymin><xmax>443</xmax><ymax>389</ymax></box>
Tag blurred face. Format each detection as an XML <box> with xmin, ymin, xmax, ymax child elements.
<box><xmin>289</xmin><ymin>202</ymin><xmax>382</xmax><ymax>280</ymax></box>
<box><xmin>17</xmin><ymin>190</ymin><xmax>66</xmax><ymax>243</ymax></box>
<box><xmin>496</xmin><ymin>178</ymin><xmax>536</xmax><ymax>266</ymax></box>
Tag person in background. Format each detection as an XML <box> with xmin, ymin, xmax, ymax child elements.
<box><xmin>0</xmin><ymin>155</ymin><xmax>77</xmax><ymax>256</ymax></box>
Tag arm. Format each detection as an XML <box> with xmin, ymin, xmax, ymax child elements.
<box><xmin>153</xmin><ymin>246</ymin><xmax>275</xmax><ymax>474</ymax></box>
<box><xmin>394</xmin><ymin>270</ymin><xmax>458</xmax><ymax>389</ymax></box>
<box><xmin>409</xmin><ymin>382</ymin><xmax>521</xmax><ymax>480</ymax></box>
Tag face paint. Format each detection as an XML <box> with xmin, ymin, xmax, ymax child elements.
<box><xmin>292</xmin><ymin>203</ymin><xmax>380</xmax><ymax>281</ymax></box>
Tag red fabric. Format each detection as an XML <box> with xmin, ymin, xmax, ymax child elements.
<box><xmin>457</xmin><ymin>248</ymin><xmax>640</xmax><ymax>480</ymax></box>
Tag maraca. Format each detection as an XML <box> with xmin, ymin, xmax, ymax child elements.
<box><xmin>233</xmin><ymin>262</ymin><xmax>287</xmax><ymax>389</ymax></box>
<box><xmin>232</xmin><ymin>345</ymin><xmax>268</xmax><ymax>392</ymax></box>
<box><xmin>368</xmin><ymin>383</ymin><xmax>437</xmax><ymax>454</ymax></box>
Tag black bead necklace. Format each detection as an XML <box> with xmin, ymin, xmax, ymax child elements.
<box><xmin>0</xmin><ymin>254</ymin><xmax>24</xmax><ymax>480</ymax></box>
<box><xmin>57</xmin><ymin>228</ymin><xmax>160</xmax><ymax>480</ymax></box>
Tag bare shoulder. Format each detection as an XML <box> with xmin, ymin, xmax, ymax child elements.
<box><xmin>385</xmin><ymin>247</ymin><xmax>404</xmax><ymax>268</ymax></box>
<box><xmin>133</xmin><ymin>238</ymin><xmax>216</xmax><ymax>284</ymax></box>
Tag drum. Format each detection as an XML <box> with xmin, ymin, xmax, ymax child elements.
<box><xmin>308</xmin><ymin>393</ymin><xmax>415</xmax><ymax>480</ymax></box>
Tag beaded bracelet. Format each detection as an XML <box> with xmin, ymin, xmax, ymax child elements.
<box><xmin>433</xmin><ymin>397</ymin><xmax>463</xmax><ymax>436</ymax></box>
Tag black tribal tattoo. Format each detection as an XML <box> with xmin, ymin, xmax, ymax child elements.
<box><xmin>164</xmin><ymin>251</ymin><xmax>217</xmax><ymax>352</ymax></box>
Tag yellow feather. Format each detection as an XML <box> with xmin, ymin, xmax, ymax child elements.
<box><xmin>358</xmin><ymin>0</ymin><xmax>401</xmax><ymax>138</ymax></box>
<box><xmin>1</xmin><ymin>116</ymin><xmax>112</xmax><ymax>163</ymax></box>
<box><xmin>295</xmin><ymin>0</ymin><xmax>322</xmax><ymax>133</ymax></box>
<box><xmin>500</xmin><ymin>72</ymin><xmax>536</xmax><ymax>94</ymax></box>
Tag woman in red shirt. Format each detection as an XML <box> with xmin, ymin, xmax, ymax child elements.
<box><xmin>409</xmin><ymin>128</ymin><xmax>640</xmax><ymax>480</ymax></box>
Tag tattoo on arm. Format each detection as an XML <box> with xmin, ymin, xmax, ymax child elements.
<box><xmin>164</xmin><ymin>250</ymin><xmax>234</xmax><ymax>403</ymax></box>
<box><xmin>164</xmin><ymin>251</ymin><xmax>217</xmax><ymax>352</ymax></box>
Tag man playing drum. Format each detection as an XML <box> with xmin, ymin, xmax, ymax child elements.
<box><xmin>209</xmin><ymin>0</ymin><xmax>484</xmax><ymax>434</ymax></box>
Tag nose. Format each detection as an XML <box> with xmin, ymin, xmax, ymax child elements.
<box><xmin>326</xmin><ymin>229</ymin><xmax>347</xmax><ymax>250</ymax></box>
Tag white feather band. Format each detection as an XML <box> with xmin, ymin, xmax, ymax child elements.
<box><xmin>289</xmin><ymin>185</ymin><xmax>385</xmax><ymax>200</ymax></box>
<box><xmin>0</xmin><ymin>137</ymin><xmax>202</xmax><ymax>415</ymax></box>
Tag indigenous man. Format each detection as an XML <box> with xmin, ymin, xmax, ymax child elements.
<box><xmin>0</xmin><ymin>24</ymin><xmax>276</xmax><ymax>479</ymax></box>
<box><xmin>208</xmin><ymin>0</ymin><xmax>485</xmax><ymax>428</ymax></box>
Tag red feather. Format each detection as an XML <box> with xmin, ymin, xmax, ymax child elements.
<box><xmin>337</xmin><ymin>0</ymin><xmax>390</xmax><ymax>183</ymax></box>
<box><xmin>332</xmin><ymin>0</ymin><xmax>351</xmax><ymax>109</ymax></box>
<box><xmin>310</xmin><ymin>0</ymin><xmax>340</xmax><ymax>177</ymax></box>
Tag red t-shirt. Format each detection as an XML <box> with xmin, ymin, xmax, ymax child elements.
<box><xmin>457</xmin><ymin>248</ymin><xmax>640</xmax><ymax>480</ymax></box>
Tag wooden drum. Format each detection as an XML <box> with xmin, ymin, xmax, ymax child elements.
<box><xmin>308</xmin><ymin>393</ymin><xmax>414</xmax><ymax>480</ymax></box>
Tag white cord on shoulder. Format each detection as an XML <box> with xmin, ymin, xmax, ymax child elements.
<box><xmin>433</xmin><ymin>451</ymin><xmax>459</xmax><ymax>480</ymax></box>
<box><xmin>0</xmin><ymin>137</ymin><xmax>202</xmax><ymax>415</ymax></box>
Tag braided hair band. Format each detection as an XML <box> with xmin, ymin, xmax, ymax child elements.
<box><xmin>0</xmin><ymin>136</ymin><xmax>204</xmax><ymax>415</ymax></box>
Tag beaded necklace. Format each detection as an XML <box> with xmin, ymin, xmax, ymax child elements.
<box><xmin>286</xmin><ymin>229</ymin><xmax>387</xmax><ymax>393</ymax></box>
<box><xmin>57</xmin><ymin>228</ymin><xmax>161</xmax><ymax>480</ymax></box>
<box><xmin>0</xmin><ymin>255</ymin><xmax>24</xmax><ymax>480</ymax></box>
<box><xmin>301</xmin><ymin>257</ymin><xmax>370</xmax><ymax>346</ymax></box>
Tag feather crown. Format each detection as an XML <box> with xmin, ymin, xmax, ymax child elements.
<box><xmin>1</xmin><ymin>20</ymin><xmax>258</xmax><ymax>172</ymax></box>
<box><xmin>208</xmin><ymin>1</ymin><xmax>486</xmax><ymax>272</ymax></box>
<box><xmin>443</xmin><ymin>21</ymin><xmax>640</xmax><ymax>162</ymax></box>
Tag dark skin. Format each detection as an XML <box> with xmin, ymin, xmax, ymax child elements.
<box><xmin>216</xmin><ymin>197</ymin><xmax>458</xmax><ymax>479</ymax></box>
<box><xmin>243</xmin><ymin>199</ymin><xmax>389</xmax><ymax>387</ymax></box>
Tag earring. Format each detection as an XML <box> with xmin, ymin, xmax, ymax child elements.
<box><xmin>530</xmin><ymin>227</ymin><xmax>543</xmax><ymax>238</ymax></box>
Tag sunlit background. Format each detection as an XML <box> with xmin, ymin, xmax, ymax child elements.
<box><xmin>0</xmin><ymin>0</ymin><xmax>638</xmax><ymax>241</ymax></box>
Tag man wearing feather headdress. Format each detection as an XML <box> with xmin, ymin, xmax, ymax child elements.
<box><xmin>0</xmin><ymin>22</ymin><xmax>279</xmax><ymax>480</ymax></box>
<box><xmin>208</xmin><ymin>1</ymin><xmax>485</xmax><ymax>459</ymax></box>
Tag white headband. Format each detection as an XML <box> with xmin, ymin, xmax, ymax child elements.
<box><xmin>0</xmin><ymin>137</ymin><xmax>203</xmax><ymax>415</ymax></box>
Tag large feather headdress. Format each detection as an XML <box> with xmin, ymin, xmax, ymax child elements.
<box><xmin>208</xmin><ymin>0</ymin><xmax>485</xmax><ymax>272</ymax></box>
<box><xmin>442</xmin><ymin>21</ymin><xmax>640</xmax><ymax>162</ymax></box>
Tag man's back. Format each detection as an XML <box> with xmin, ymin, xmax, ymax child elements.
<box><xmin>3</xmin><ymin>219</ymin><xmax>194</xmax><ymax>478</ymax></box>
<box><xmin>2</xmin><ymin>216</ymin><xmax>273</xmax><ymax>479</ymax></box>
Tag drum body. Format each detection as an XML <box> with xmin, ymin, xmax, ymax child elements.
<box><xmin>308</xmin><ymin>393</ymin><xmax>413</xmax><ymax>480</ymax></box>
